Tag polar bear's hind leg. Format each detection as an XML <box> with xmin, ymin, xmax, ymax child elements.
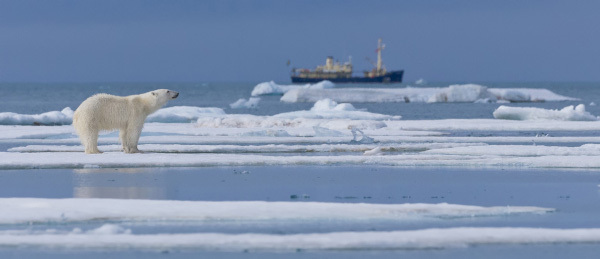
<box><xmin>80</xmin><ymin>129</ymin><xmax>102</xmax><ymax>154</ymax></box>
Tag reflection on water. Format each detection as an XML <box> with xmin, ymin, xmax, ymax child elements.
<box><xmin>74</xmin><ymin>168</ymin><xmax>150</xmax><ymax>174</ymax></box>
<box><xmin>73</xmin><ymin>168</ymin><xmax>168</xmax><ymax>199</ymax></box>
<box><xmin>73</xmin><ymin>187</ymin><xmax>167</xmax><ymax>199</ymax></box>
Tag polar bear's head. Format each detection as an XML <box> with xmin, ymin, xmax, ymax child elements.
<box><xmin>147</xmin><ymin>89</ymin><xmax>179</xmax><ymax>110</ymax></box>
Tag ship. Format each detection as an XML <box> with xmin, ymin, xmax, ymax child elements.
<box><xmin>290</xmin><ymin>38</ymin><xmax>404</xmax><ymax>83</ymax></box>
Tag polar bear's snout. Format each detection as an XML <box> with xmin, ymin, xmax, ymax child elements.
<box><xmin>168</xmin><ymin>90</ymin><xmax>179</xmax><ymax>99</ymax></box>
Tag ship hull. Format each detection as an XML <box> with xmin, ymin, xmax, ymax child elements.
<box><xmin>291</xmin><ymin>70</ymin><xmax>403</xmax><ymax>84</ymax></box>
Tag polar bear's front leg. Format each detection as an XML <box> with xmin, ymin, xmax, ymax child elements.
<box><xmin>119</xmin><ymin>129</ymin><xmax>128</xmax><ymax>152</ymax></box>
<box><xmin>123</xmin><ymin>123</ymin><xmax>144</xmax><ymax>153</ymax></box>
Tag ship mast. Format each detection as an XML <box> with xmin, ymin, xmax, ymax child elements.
<box><xmin>376</xmin><ymin>38</ymin><xmax>384</xmax><ymax>74</ymax></box>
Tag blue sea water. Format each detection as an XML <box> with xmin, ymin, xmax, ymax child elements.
<box><xmin>1</xmin><ymin>166</ymin><xmax>600</xmax><ymax>258</ymax></box>
<box><xmin>1</xmin><ymin>81</ymin><xmax>600</xmax><ymax>120</ymax></box>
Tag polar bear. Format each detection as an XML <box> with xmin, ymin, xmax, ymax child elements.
<box><xmin>73</xmin><ymin>89</ymin><xmax>179</xmax><ymax>154</ymax></box>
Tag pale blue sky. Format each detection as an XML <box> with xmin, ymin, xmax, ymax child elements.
<box><xmin>1</xmin><ymin>0</ymin><xmax>599</xmax><ymax>83</ymax></box>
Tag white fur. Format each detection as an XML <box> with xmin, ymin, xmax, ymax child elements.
<box><xmin>73</xmin><ymin>89</ymin><xmax>179</xmax><ymax>154</ymax></box>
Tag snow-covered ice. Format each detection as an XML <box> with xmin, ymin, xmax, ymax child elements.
<box><xmin>0</xmin><ymin>198</ymin><xmax>552</xmax><ymax>224</ymax></box>
<box><xmin>3</xmin><ymin>111</ymin><xmax>600</xmax><ymax>168</ymax></box>
<box><xmin>1</xmin><ymin>198</ymin><xmax>581</xmax><ymax>251</ymax></box>
<box><xmin>281</xmin><ymin>84</ymin><xmax>577</xmax><ymax>103</ymax></box>
<box><xmin>0</xmin><ymin>107</ymin><xmax>73</xmax><ymax>125</ymax></box>
<box><xmin>146</xmin><ymin>106</ymin><xmax>225</xmax><ymax>123</ymax></box>
<box><xmin>8</xmin><ymin>143</ymin><xmax>478</xmax><ymax>154</ymax></box>
<box><xmin>493</xmin><ymin>104</ymin><xmax>598</xmax><ymax>121</ymax></box>
<box><xmin>3</xmin><ymin>97</ymin><xmax>600</xmax><ymax>169</ymax></box>
<box><xmin>251</xmin><ymin>80</ymin><xmax>334</xmax><ymax>96</ymax></box>
<box><xmin>2</xmin><ymin>225</ymin><xmax>600</xmax><ymax>251</ymax></box>
<box><xmin>0</xmin><ymin>85</ymin><xmax>578</xmax><ymax>126</ymax></box>
<box><xmin>428</xmin><ymin>84</ymin><xmax>498</xmax><ymax>103</ymax></box>
<box><xmin>274</xmin><ymin>98</ymin><xmax>401</xmax><ymax>120</ymax></box>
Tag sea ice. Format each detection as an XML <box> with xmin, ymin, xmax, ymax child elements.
<box><xmin>428</xmin><ymin>84</ymin><xmax>497</xmax><ymax>103</ymax></box>
<box><xmin>146</xmin><ymin>106</ymin><xmax>226</xmax><ymax>123</ymax></box>
<box><xmin>251</xmin><ymin>80</ymin><xmax>334</xmax><ymax>96</ymax></box>
<box><xmin>2</xmin><ymin>225</ymin><xmax>600</xmax><ymax>251</ymax></box>
<box><xmin>312</xmin><ymin>126</ymin><xmax>344</xmax><ymax>137</ymax></box>
<box><xmin>350</xmin><ymin>127</ymin><xmax>376</xmax><ymax>144</ymax></box>
<box><xmin>281</xmin><ymin>84</ymin><xmax>577</xmax><ymax>103</ymax></box>
<box><xmin>415</xmin><ymin>78</ymin><xmax>426</xmax><ymax>85</ymax></box>
<box><xmin>274</xmin><ymin>98</ymin><xmax>401</xmax><ymax>120</ymax></box>
<box><xmin>0</xmin><ymin>107</ymin><xmax>73</xmax><ymax>126</ymax></box>
<box><xmin>493</xmin><ymin>104</ymin><xmax>598</xmax><ymax>121</ymax></box>
<box><xmin>7</xmin><ymin>143</ymin><xmax>483</xmax><ymax>154</ymax></box>
<box><xmin>0</xmin><ymin>198</ymin><xmax>552</xmax><ymax>224</ymax></box>
<box><xmin>363</xmin><ymin>146</ymin><xmax>384</xmax><ymax>156</ymax></box>
<box><xmin>5</xmin><ymin>105</ymin><xmax>600</xmax><ymax>169</ymax></box>
<box><xmin>229</xmin><ymin>97</ymin><xmax>260</xmax><ymax>109</ymax></box>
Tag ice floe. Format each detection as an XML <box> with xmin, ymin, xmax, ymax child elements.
<box><xmin>493</xmin><ymin>104</ymin><xmax>598</xmax><ymax>121</ymax></box>
<box><xmin>251</xmin><ymin>80</ymin><xmax>334</xmax><ymax>96</ymax></box>
<box><xmin>0</xmin><ymin>107</ymin><xmax>73</xmax><ymax>126</ymax></box>
<box><xmin>0</xmin><ymin>198</ymin><xmax>552</xmax><ymax>224</ymax></box>
<box><xmin>229</xmin><ymin>97</ymin><xmax>260</xmax><ymax>109</ymax></box>
<box><xmin>2</xmin><ymin>225</ymin><xmax>600</xmax><ymax>251</ymax></box>
<box><xmin>4</xmin><ymin>104</ymin><xmax>600</xmax><ymax>169</ymax></box>
<box><xmin>281</xmin><ymin>84</ymin><xmax>577</xmax><ymax>103</ymax></box>
<box><xmin>423</xmin><ymin>144</ymin><xmax>600</xmax><ymax>157</ymax></box>
<box><xmin>9</xmin><ymin>143</ymin><xmax>478</xmax><ymax>154</ymax></box>
<box><xmin>429</xmin><ymin>84</ymin><xmax>497</xmax><ymax>103</ymax></box>
<box><xmin>195</xmin><ymin>99</ymin><xmax>400</xmax><ymax>130</ymax></box>
<box><xmin>4</xmin><ymin>146</ymin><xmax>600</xmax><ymax>169</ymax></box>
<box><xmin>196</xmin><ymin>116</ymin><xmax>389</xmax><ymax>132</ymax></box>
<box><xmin>273</xmin><ymin>99</ymin><xmax>401</xmax><ymax>120</ymax></box>
<box><xmin>146</xmin><ymin>106</ymin><xmax>225</xmax><ymax>123</ymax></box>
<box><xmin>0</xmin><ymin>100</ymin><xmax>398</xmax><ymax>126</ymax></box>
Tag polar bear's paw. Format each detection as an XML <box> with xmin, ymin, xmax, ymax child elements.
<box><xmin>124</xmin><ymin>147</ymin><xmax>143</xmax><ymax>154</ymax></box>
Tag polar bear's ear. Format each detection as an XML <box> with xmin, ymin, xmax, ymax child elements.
<box><xmin>152</xmin><ymin>92</ymin><xmax>156</xmax><ymax>96</ymax></box>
